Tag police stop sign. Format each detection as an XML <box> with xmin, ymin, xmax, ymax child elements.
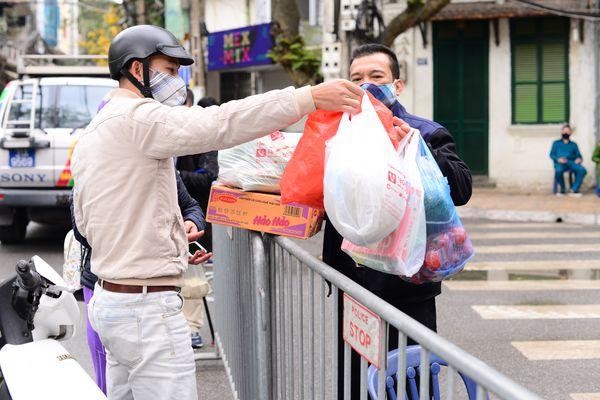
<box><xmin>342</xmin><ymin>293</ymin><xmax>382</xmax><ymax>368</ymax></box>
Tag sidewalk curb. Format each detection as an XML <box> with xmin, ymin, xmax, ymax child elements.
<box><xmin>458</xmin><ymin>207</ymin><xmax>600</xmax><ymax>226</ymax></box>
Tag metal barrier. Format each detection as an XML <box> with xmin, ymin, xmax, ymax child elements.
<box><xmin>212</xmin><ymin>225</ymin><xmax>543</xmax><ymax>400</ymax></box>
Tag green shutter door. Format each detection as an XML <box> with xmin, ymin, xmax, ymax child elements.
<box><xmin>434</xmin><ymin>21</ymin><xmax>489</xmax><ymax>175</ymax></box>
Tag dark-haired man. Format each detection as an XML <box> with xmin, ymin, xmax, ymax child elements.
<box><xmin>323</xmin><ymin>43</ymin><xmax>472</xmax><ymax>399</ymax></box>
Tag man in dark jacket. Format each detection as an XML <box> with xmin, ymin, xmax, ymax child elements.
<box><xmin>325</xmin><ymin>43</ymin><xmax>472</xmax><ymax>399</ymax></box>
<box><xmin>176</xmin><ymin>94</ymin><xmax>219</xmax><ymax>253</ymax></box>
<box><xmin>71</xmin><ymin>172</ymin><xmax>206</xmax><ymax>394</ymax></box>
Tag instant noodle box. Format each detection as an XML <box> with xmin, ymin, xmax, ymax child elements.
<box><xmin>206</xmin><ymin>185</ymin><xmax>324</xmax><ymax>239</ymax></box>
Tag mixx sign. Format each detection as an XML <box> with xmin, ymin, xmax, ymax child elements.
<box><xmin>207</xmin><ymin>23</ymin><xmax>274</xmax><ymax>71</ymax></box>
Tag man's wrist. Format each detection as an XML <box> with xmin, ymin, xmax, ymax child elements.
<box><xmin>294</xmin><ymin>86</ymin><xmax>316</xmax><ymax>116</ymax></box>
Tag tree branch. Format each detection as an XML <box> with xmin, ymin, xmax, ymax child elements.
<box><xmin>382</xmin><ymin>0</ymin><xmax>451</xmax><ymax>47</ymax></box>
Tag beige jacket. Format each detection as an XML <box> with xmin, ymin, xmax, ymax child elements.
<box><xmin>72</xmin><ymin>86</ymin><xmax>315</xmax><ymax>287</ymax></box>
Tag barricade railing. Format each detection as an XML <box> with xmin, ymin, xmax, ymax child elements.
<box><xmin>211</xmin><ymin>225</ymin><xmax>543</xmax><ymax>400</ymax></box>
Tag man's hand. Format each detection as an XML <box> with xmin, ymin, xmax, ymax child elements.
<box><xmin>558</xmin><ymin>157</ymin><xmax>568</xmax><ymax>164</ymax></box>
<box><xmin>311</xmin><ymin>79</ymin><xmax>362</xmax><ymax>114</ymax></box>
<box><xmin>391</xmin><ymin>116</ymin><xmax>411</xmax><ymax>142</ymax></box>
<box><xmin>575</xmin><ymin>158</ymin><xmax>582</xmax><ymax>164</ymax></box>
<box><xmin>184</xmin><ymin>220</ymin><xmax>203</xmax><ymax>242</ymax></box>
<box><xmin>184</xmin><ymin>220</ymin><xmax>213</xmax><ymax>264</ymax></box>
<box><xmin>189</xmin><ymin>249</ymin><xmax>212</xmax><ymax>265</ymax></box>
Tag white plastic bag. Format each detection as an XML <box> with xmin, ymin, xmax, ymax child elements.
<box><xmin>62</xmin><ymin>230</ymin><xmax>83</xmax><ymax>291</ymax></box>
<box><xmin>323</xmin><ymin>93</ymin><xmax>409</xmax><ymax>246</ymax></box>
<box><xmin>341</xmin><ymin>130</ymin><xmax>427</xmax><ymax>277</ymax></box>
<box><xmin>218</xmin><ymin>131</ymin><xmax>301</xmax><ymax>193</ymax></box>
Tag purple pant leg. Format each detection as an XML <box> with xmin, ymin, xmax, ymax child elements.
<box><xmin>83</xmin><ymin>286</ymin><xmax>107</xmax><ymax>394</ymax></box>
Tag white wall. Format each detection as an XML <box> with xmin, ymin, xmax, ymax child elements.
<box><xmin>488</xmin><ymin>18</ymin><xmax>597</xmax><ymax>191</ymax></box>
<box><xmin>204</xmin><ymin>0</ymin><xmax>252</xmax><ymax>32</ymax></box>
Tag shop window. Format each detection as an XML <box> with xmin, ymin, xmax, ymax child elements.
<box><xmin>220</xmin><ymin>72</ymin><xmax>252</xmax><ymax>102</ymax></box>
<box><xmin>511</xmin><ymin>17</ymin><xmax>569</xmax><ymax>124</ymax></box>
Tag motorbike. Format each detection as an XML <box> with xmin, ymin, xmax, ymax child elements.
<box><xmin>0</xmin><ymin>256</ymin><xmax>106</xmax><ymax>399</ymax></box>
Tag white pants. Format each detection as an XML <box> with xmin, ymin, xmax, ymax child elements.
<box><xmin>88</xmin><ymin>284</ymin><xmax>197</xmax><ymax>400</ymax></box>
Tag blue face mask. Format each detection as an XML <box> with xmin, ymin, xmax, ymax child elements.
<box><xmin>360</xmin><ymin>82</ymin><xmax>398</xmax><ymax>109</ymax></box>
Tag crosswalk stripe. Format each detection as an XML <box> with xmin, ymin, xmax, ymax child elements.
<box><xmin>465</xmin><ymin>260</ymin><xmax>600</xmax><ymax>271</ymax></box>
<box><xmin>472</xmin><ymin>305</ymin><xmax>600</xmax><ymax>319</ymax></box>
<box><xmin>466</xmin><ymin>222</ymin><xmax>582</xmax><ymax>229</ymax></box>
<box><xmin>476</xmin><ymin>243</ymin><xmax>600</xmax><ymax>254</ymax></box>
<box><xmin>512</xmin><ymin>340</ymin><xmax>600</xmax><ymax>360</ymax></box>
<box><xmin>570</xmin><ymin>394</ymin><xmax>600</xmax><ymax>400</ymax></box>
<box><xmin>470</xmin><ymin>231</ymin><xmax>600</xmax><ymax>240</ymax></box>
<box><xmin>444</xmin><ymin>280</ymin><xmax>600</xmax><ymax>291</ymax></box>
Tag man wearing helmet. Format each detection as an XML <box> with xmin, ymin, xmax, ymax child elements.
<box><xmin>72</xmin><ymin>25</ymin><xmax>364</xmax><ymax>400</ymax></box>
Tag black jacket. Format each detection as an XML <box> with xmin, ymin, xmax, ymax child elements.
<box><xmin>323</xmin><ymin>102</ymin><xmax>472</xmax><ymax>305</ymax></box>
<box><xmin>72</xmin><ymin>172</ymin><xmax>204</xmax><ymax>290</ymax></box>
<box><xmin>175</xmin><ymin>152</ymin><xmax>219</xmax><ymax>211</ymax></box>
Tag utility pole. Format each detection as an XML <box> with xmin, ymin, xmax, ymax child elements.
<box><xmin>190</xmin><ymin>0</ymin><xmax>206</xmax><ymax>93</ymax></box>
<box><xmin>594</xmin><ymin>0</ymin><xmax>600</xmax><ymax>141</ymax></box>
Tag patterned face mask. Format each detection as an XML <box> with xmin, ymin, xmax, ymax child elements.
<box><xmin>360</xmin><ymin>82</ymin><xmax>398</xmax><ymax>109</ymax></box>
<box><xmin>149</xmin><ymin>69</ymin><xmax>187</xmax><ymax>106</ymax></box>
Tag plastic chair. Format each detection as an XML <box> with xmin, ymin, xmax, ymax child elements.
<box><xmin>552</xmin><ymin>169</ymin><xmax>575</xmax><ymax>194</ymax></box>
<box><xmin>367</xmin><ymin>345</ymin><xmax>482</xmax><ymax>400</ymax></box>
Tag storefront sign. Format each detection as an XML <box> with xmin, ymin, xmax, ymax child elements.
<box><xmin>207</xmin><ymin>23</ymin><xmax>274</xmax><ymax>71</ymax></box>
<box><xmin>342</xmin><ymin>293</ymin><xmax>382</xmax><ymax>368</ymax></box>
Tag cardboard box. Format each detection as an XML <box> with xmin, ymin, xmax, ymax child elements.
<box><xmin>206</xmin><ymin>185</ymin><xmax>324</xmax><ymax>239</ymax></box>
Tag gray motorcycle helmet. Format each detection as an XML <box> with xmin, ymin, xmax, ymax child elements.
<box><xmin>108</xmin><ymin>25</ymin><xmax>194</xmax><ymax>98</ymax></box>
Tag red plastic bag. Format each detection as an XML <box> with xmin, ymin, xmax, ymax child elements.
<box><xmin>280</xmin><ymin>91</ymin><xmax>395</xmax><ymax>209</ymax></box>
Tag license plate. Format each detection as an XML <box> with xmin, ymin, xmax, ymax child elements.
<box><xmin>8</xmin><ymin>149</ymin><xmax>35</xmax><ymax>168</ymax></box>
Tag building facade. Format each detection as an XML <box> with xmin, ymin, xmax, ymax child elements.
<box><xmin>388</xmin><ymin>0</ymin><xmax>599</xmax><ymax>191</ymax></box>
<box><xmin>172</xmin><ymin>0</ymin><xmax>599</xmax><ymax>191</ymax></box>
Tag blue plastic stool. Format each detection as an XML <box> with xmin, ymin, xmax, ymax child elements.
<box><xmin>553</xmin><ymin>169</ymin><xmax>575</xmax><ymax>194</ymax></box>
<box><xmin>367</xmin><ymin>345</ymin><xmax>483</xmax><ymax>400</ymax></box>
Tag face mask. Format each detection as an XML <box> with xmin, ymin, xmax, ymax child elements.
<box><xmin>149</xmin><ymin>69</ymin><xmax>187</xmax><ymax>106</ymax></box>
<box><xmin>562</xmin><ymin>133</ymin><xmax>570</xmax><ymax>140</ymax></box>
<box><xmin>360</xmin><ymin>82</ymin><xmax>398</xmax><ymax>109</ymax></box>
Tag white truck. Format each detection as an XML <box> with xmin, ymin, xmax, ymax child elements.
<box><xmin>0</xmin><ymin>55</ymin><xmax>116</xmax><ymax>243</ymax></box>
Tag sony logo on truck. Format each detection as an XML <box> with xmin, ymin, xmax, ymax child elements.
<box><xmin>0</xmin><ymin>173</ymin><xmax>46</xmax><ymax>183</ymax></box>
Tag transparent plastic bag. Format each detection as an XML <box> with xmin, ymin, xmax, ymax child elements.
<box><xmin>341</xmin><ymin>130</ymin><xmax>426</xmax><ymax>276</ymax></box>
<box><xmin>324</xmin><ymin>94</ymin><xmax>408</xmax><ymax>246</ymax></box>
<box><xmin>62</xmin><ymin>230</ymin><xmax>83</xmax><ymax>291</ymax></box>
<box><xmin>218</xmin><ymin>131</ymin><xmax>301</xmax><ymax>193</ymax></box>
<box><xmin>401</xmin><ymin>136</ymin><xmax>474</xmax><ymax>284</ymax></box>
<box><xmin>182</xmin><ymin>263</ymin><xmax>210</xmax><ymax>299</ymax></box>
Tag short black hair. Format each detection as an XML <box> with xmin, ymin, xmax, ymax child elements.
<box><xmin>350</xmin><ymin>44</ymin><xmax>400</xmax><ymax>80</ymax></box>
<box><xmin>197</xmin><ymin>96</ymin><xmax>219</xmax><ymax>108</ymax></box>
<box><xmin>185</xmin><ymin>88</ymin><xmax>194</xmax><ymax>106</ymax></box>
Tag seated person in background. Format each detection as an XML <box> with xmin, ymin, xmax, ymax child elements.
<box><xmin>550</xmin><ymin>124</ymin><xmax>587</xmax><ymax>197</ymax></box>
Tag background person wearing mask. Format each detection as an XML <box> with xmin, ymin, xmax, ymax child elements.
<box><xmin>322</xmin><ymin>43</ymin><xmax>472</xmax><ymax>399</ymax></box>
<box><xmin>178</xmin><ymin>89</ymin><xmax>219</xmax><ymax>349</ymax></box>
<box><xmin>73</xmin><ymin>24</ymin><xmax>363</xmax><ymax>400</ymax></box>
<box><xmin>550</xmin><ymin>124</ymin><xmax>587</xmax><ymax>196</ymax></box>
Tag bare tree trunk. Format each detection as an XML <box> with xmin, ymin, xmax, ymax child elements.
<box><xmin>272</xmin><ymin>0</ymin><xmax>300</xmax><ymax>38</ymax></box>
<box><xmin>382</xmin><ymin>0</ymin><xmax>450</xmax><ymax>47</ymax></box>
<box><xmin>136</xmin><ymin>0</ymin><xmax>147</xmax><ymax>24</ymax></box>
